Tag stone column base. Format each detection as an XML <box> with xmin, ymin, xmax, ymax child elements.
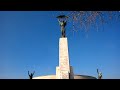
<box><xmin>56</xmin><ymin>66</ymin><xmax>74</xmax><ymax>79</ymax></box>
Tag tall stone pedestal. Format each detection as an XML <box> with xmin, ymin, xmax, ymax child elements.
<box><xmin>56</xmin><ymin>37</ymin><xmax>74</xmax><ymax>79</ymax></box>
<box><xmin>33</xmin><ymin>37</ymin><xmax>97</xmax><ymax>79</ymax></box>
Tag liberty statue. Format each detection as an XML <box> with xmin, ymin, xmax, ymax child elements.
<box><xmin>57</xmin><ymin>15</ymin><xmax>68</xmax><ymax>38</ymax></box>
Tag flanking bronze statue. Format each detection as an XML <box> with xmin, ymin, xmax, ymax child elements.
<box><xmin>28</xmin><ymin>71</ymin><xmax>35</xmax><ymax>79</ymax></box>
<box><xmin>97</xmin><ymin>69</ymin><xmax>102</xmax><ymax>79</ymax></box>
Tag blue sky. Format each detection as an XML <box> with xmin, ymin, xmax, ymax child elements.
<box><xmin>0</xmin><ymin>11</ymin><xmax>120</xmax><ymax>79</ymax></box>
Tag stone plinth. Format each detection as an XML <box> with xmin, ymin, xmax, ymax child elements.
<box><xmin>56</xmin><ymin>66</ymin><xmax>74</xmax><ymax>79</ymax></box>
<box><xmin>33</xmin><ymin>74</ymin><xmax>97</xmax><ymax>79</ymax></box>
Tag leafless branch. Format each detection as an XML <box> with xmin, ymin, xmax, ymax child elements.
<box><xmin>67</xmin><ymin>11</ymin><xmax>120</xmax><ymax>32</ymax></box>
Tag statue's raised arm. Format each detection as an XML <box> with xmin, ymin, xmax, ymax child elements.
<box><xmin>33</xmin><ymin>71</ymin><xmax>35</xmax><ymax>75</ymax></box>
<box><xmin>28</xmin><ymin>71</ymin><xmax>30</xmax><ymax>76</ymax></box>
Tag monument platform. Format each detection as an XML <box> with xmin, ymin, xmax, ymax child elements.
<box><xmin>33</xmin><ymin>75</ymin><xmax>97</xmax><ymax>79</ymax></box>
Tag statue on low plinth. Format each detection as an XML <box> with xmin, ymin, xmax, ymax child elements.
<box><xmin>97</xmin><ymin>69</ymin><xmax>102</xmax><ymax>79</ymax></box>
<box><xmin>28</xmin><ymin>71</ymin><xmax>35</xmax><ymax>79</ymax></box>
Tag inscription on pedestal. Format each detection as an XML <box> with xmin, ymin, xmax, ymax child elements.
<box><xmin>56</xmin><ymin>37</ymin><xmax>74</xmax><ymax>79</ymax></box>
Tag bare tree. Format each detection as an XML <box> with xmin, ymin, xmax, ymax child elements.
<box><xmin>66</xmin><ymin>11</ymin><xmax>120</xmax><ymax>32</ymax></box>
